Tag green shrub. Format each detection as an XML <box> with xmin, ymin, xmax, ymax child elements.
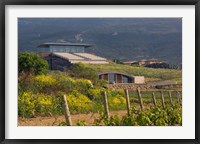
<box><xmin>18</xmin><ymin>72</ymin><xmax>35</xmax><ymax>93</ymax></box>
<box><xmin>77</xmin><ymin>120</ymin><xmax>87</xmax><ymax>126</ymax></box>
<box><xmin>121</xmin><ymin>115</ymin><xmax>135</xmax><ymax>126</ymax></box>
<box><xmin>68</xmin><ymin>62</ymin><xmax>98</xmax><ymax>83</ymax></box>
<box><xmin>18</xmin><ymin>52</ymin><xmax>48</xmax><ymax>75</ymax></box>
<box><xmin>95</xmin><ymin>79</ymin><xmax>108</xmax><ymax>87</ymax></box>
<box><xmin>134</xmin><ymin>105</ymin><xmax>182</xmax><ymax>126</ymax></box>
<box><xmin>93</xmin><ymin>112</ymin><xmax>120</xmax><ymax>126</ymax></box>
<box><xmin>93</xmin><ymin>112</ymin><xmax>135</xmax><ymax>126</ymax></box>
<box><xmin>49</xmin><ymin>72</ymin><xmax>75</xmax><ymax>93</ymax></box>
<box><xmin>93</xmin><ymin>105</ymin><xmax>181</xmax><ymax>126</ymax></box>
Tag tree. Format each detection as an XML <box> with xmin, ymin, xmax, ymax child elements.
<box><xmin>112</xmin><ymin>59</ymin><xmax>123</xmax><ymax>64</ymax></box>
<box><xmin>18</xmin><ymin>52</ymin><xmax>48</xmax><ymax>75</ymax></box>
<box><xmin>145</xmin><ymin>62</ymin><xmax>179</xmax><ymax>69</ymax></box>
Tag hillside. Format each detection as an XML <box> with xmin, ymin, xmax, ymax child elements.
<box><xmin>18</xmin><ymin>18</ymin><xmax>182</xmax><ymax>64</ymax></box>
<box><xmin>88</xmin><ymin>63</ymin><xmax>182</xmax><ymax>83</ymax></box>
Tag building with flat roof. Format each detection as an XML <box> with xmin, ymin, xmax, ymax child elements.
<box><xmin>37</xmin><ymin>42</ymin><xmax>108</xmax><ymax>71</ymax></box>
<box><xmin>38</xmin><ymin>42</ymin><xmax>92</xmax><ymax>53</ymax></box>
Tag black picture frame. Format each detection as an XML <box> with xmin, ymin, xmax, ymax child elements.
<box><xmin>0</xmin><ymin>0</ymin><xmax>199</xmax><ymax>143</ymax></box>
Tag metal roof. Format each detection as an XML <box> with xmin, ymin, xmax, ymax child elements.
<box><xmin>51</xmin><ymin>52</ymin><xmax>108</xmax><ymax>64</ymax></box>
<box><xmin>98</xmin><ymin>72</ymin><xmax>134</xmax><ymax>78</ymax></box>
<box><xmin>37</xmin><ymin>42</ymin><xmax>92</xmax><ymax>48</ymax></box>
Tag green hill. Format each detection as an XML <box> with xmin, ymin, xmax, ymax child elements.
<box><xmin>88</xmin><ymin>63</ymin><xmax>182</xmax><ymax>83</ymax></box>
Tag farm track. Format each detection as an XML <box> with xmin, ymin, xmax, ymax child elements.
<box><xmin>18</xmin><ymin>103</ymin><xmax>178</xmax><ymax>126</ymax></box>
<box><xmin>18</xmin><ymin>110</ymin><xmax>128</xmax><ymax>126</ymax></box>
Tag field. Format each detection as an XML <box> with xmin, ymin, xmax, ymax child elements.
<box><xmin>18</xmin><ymin>59</ymin><xmax>182</xmax><ymax>126</ymax></box>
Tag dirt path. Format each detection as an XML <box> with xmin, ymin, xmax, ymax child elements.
<box><xmin>18</xmin><ymin>110</ymin><xmax>128</xmax><ymax>126</ymax></box>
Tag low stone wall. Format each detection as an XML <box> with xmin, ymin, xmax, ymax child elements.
<box><xmin>106</xmin><ymin>83</ymin><xmax>182</xmax><ymax>91</ymax></box>
<box><xmin>107</xmin><ymin>83</ymin><xmax>153</xmax><ymax>91</ymax></box>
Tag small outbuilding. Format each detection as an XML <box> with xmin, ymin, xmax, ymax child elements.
<box><xmin>98</xmin><ymin>72</ymin><xmax>145</xmax><ymax>84</ymax></box>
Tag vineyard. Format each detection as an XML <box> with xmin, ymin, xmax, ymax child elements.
<box><xmin>18</xmin><ymin>53</ymin><xmax>182</xmax><ymax>126</ymax></box>
<box><xmin>59</xmin><ymin>88</ymin><xmax>182</xmax><ymax>126</ymax></box>
<box><xmin>18</xmin><ymin>71</ymin><xmax>182</xmax><ymax>126</ymax></box>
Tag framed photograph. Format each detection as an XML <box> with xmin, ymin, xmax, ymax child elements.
<box><xmin>0</xmin><ymin>0</ymin><xmax>199</xmax><ymax>143</ymax></box>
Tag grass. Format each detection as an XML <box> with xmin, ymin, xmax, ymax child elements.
<box><xmin>88</xmin><ymin>63</ymin><xmax>182</xmax><ymax>83</ymax></box>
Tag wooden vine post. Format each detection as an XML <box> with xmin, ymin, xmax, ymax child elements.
<box><xmin>63</xmin><ymin>95</ymin><xmax>72</xmax><ymax>126</ymax></box>
<box><xmin>152</xmin><ymin>92</ymin><xmax>157</xmax><ymax>107</ymax></box>
<box><xmin>137</xmin><ymin>88</ymin><xmax>144</xmax><ymax>110</ymax></box>
<box><xmin>160</xmin><ymin>91</ymin><xmax>165</xmax><ymax>109</ymax></box>
<box><xmin>102</xmin><ymin>91</ymin><xmax>110</xmax><ymax>118</ymax></box>
<box><xmin>168</xmin><ymin>91</ymin><xmax>173</xmax><ymax>106</ymax></box>
<box><xmin>124</xmin><ymin>89</ymin><xmax>131</xmax><ymax>116</ymax></box>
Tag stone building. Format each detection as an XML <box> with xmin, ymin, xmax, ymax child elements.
<box><xmin>123</xmin><ymin>59</ymin><xmax>162</xmax><ymax>66</ymax></box>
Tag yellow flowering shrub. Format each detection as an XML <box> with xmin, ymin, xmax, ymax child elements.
<box><xmin>59</xmin><ymin>77</ymin><xmax>76</xmax><ymax>92</ymax></box>
<box><xmin>35</xmin><ymin>75</ymin><xmax>56</xmax><ymax>85</ymax></box>
<box><xmin>74</xmin><ymin>79</ymin><xmax>93</xmax><ymax>95</ymax></box>
<box><xmin>116</xmin><ymin>89</ymin><xmax>126</xmax><ymax>96</ymax></box>
<box><xmin>18</xmin><ymin>72</ymin><xmax>133</xmax><ymax>118</ymax></box>
<box><xmin>107</xmin><ymin>90</ymin><xmax>126</xmax><ymax>111</ymax></box>
<box><xmin>18</xmin><ymin>92</ymin><xmax>63</xmax><ymax>117</ymax></box>
<box><xmin>34</xmin><ymin>74</ymin><xmax>94</xmax><ymax>95</ymax></box>
<box><xmin>88</xmin><ymin>88</ymin><xmax>104</xmax><ymax>101</ymax></box>
<box><xmin>18</xmin><ymin>92</ymin><xmax>36</xmax><ymax>118</ymax></box>
<box><xmin>37</xmin><ymin>96</ymin><xmax>52</xmax><ymax>105</ymax></box>
<box><xmin>66</xmin><ymin>91</ymin><xmax>94</xmax><ymax>114</ymax></box>
<box><xmin>112</xmin><ymin>97</ymin><xmax>122</xmax><ymax>105</ymax></box>
<box><xmin>108</xmin><ymin>96</ymin><xmax>126</xmax><ymax>111</ymax></box>
<box><xmin>107</xmin><ymin>90</ymin><xmax>123</xmax><ymax>97</ymax></box>
<box><xmin>34</xmin><ymin>94</ymin><xmax>63</xmax><ymax>116</ymax></box>
<box><xmin>76</xmin><ymin>79</ymin><xmax>93</xmax><ymax>87</ymax></box>
<box><xmin>65</xmin><ymin>77</ymin><xmax>76</xmax><ymax>84</ymax></box>
<box><xmin>34</xmin><ymin>75</ymin><xmax>57</xmax><ymax>93</ymax></box>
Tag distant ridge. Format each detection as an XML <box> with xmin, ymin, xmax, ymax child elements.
<box><xmin>18</xmin><ymin>18</ymin><xmax>182</xmax><ymax>64</ymax></box>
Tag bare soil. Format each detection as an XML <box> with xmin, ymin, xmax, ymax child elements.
<box><xmin>18</xmin><ymin>110</ymin><xmax>128</xmax><ymax>126</ymax></box>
